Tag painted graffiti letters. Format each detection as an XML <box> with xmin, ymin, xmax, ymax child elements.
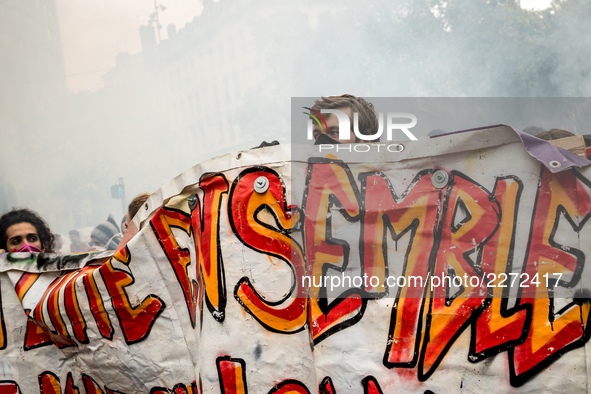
<box><xmin>419</xmin><ymin>172</ymin><xmax>500</xmax><ymax>379</ymax></box>
<box><xmin>303</xmin><ymin>159</ymin><xmax>366</xmax><ymax>343</ymax></box>
<box><xmin>37</xmin><ymin>371</ymin><xmax>148</xmax><ymax>394</ymax></box>
<box><xmin>229</xmin><ymin>168</ymin><xmax>307</xmax><ymax>333</ymax></box>
<box><xmin>0</xmin><ymin>381</ymin><xmax>20</xmax><ymax>394</ymax></box>
<box><xmin>471</xmin><ymin>177</ymin><xmax>529</xmax><ymax>361</ymax></box>
<box><xmin>151</xmin><ymin>205</ymin><xmax>196</xmax><ymax>327</ymax></box>
<box><xmin>217</xmin><ymin>356</ymin><xmax>247</xmax><ymax>394</ymax></box>
<box><xmin>2</xmin><ymin>148</ymin><xmax>591</xmax><ymax>392</ymax></box>
<box><xmin>99</xmin><ymin>249</ymin><xmax>165</xmax><ymax>344</ymax></box>
<box><xmin>191</xmin><ymin>173</ymin><xmax>229</xmax><ymax>322</ymax></box>
<box><xmin>303</xmin><ymin>160</ymin><xmax>591</xmax><ymax>386</ymax></box>
<box><xmin>363</xmin><ymin>170</ymin><xmax>441</xmax><ymax>366</ymax></box>
<box><xmin>510</xmin><ymin>167</ymin><xmax>591</xmax><ymax>385</ymax></box>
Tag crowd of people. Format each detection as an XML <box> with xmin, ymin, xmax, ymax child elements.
<box><xmin>1</xmin><ymin>94</ymin><xmax>588</xmax><ymax>255</ymax></box>
<box><xmin>0</xmin><ymin>192</ymin><xmax>150</xmax><ymax>255</ymax></box>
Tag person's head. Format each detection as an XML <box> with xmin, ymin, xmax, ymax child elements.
<box><xmin>310</xmin><ymin>94</ymin><xmax>379</xmax><ymax>143</ymax></box>
<box><xmin>123</xmin><ymin>192</ymin><xmax>151</xmax><ymax>232</ymax></box>
<box><xmin>54</xmin><ymin>233</ymin><xmax>63</xmax><ymax>252</ymax></box>
<box><xmin>91</xmin><ymin>215</ymin><xmax>122</xmax><ymax>251</ymax></box>
<box><xmin>536</xmin><ymin>129</ymin><xmax>575</xmax><ymax>141</ymax></box>
<box><xmin>69</xmin><ymin>229</ymin><xmax>81</xmax><ymax>242</ymax></box>
<box><xmin>523</xmin><ymin>126</ymin><xmax>546</xmax><ymax>136</ymax></box>
<box><xmin>0</xmin><ymin>208</ymin><xmax>54</xmax><ymax>253</ymax></box>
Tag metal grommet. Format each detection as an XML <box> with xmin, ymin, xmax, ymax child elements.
<box><xmin>254</xmin><ymin>176</ymin><xmax>270</xmax><ymax>193</ymax></box>
<box><xmin>432</xmin><ymin>170</ymin><xmax>449</xmax><ymax>189</ymax></box>
<box><xmin>549</xmin><ymin>160</ymin><xmax>561</xmax><ymax>169</ymax></box>
<box><xmin>187</xmin><ymin>195</ymin><xmax>197</xmax><ymax>210</ymax></box>
<box><xmin>391</xmin><ymin>144</ymin><xmax>404</xmax><ymax>152</ymax></box>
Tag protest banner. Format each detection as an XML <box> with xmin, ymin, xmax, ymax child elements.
<box><xmin>1</xmin><ymin>125</ymin><xmax>590</xmax><ymax>392</ymax></box>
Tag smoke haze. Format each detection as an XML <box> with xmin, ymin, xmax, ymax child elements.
<box><xmin>1</xmin><ymin>0</ymin><xmax>589</xmax><ymax>242</ymax></box>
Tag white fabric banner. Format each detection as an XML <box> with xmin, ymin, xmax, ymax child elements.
<box><xmin>1</xmin><ymin>126</ymin><xmax>590</xmax><ymax>393</ymax></box>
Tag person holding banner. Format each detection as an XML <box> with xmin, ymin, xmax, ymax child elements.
<box><xmin>89</xmin><ymin>214</ymin><xmax>121</xmax><ymax>251</ymax></box>
<box><xmin>122</xmin><ymin>192</ymin><xmax>151</xmax><ymax>233</ymax></box>
<box><xmin>309</xmin><ymin>93</ymin><xmax>380</xmax><ymax>144</ymax></box>
<box><xmin>0</xmin><ymin>208</ymin><xmax>55</xmax><ymax>253</ymax></box>
<box><xmin>117</xmin><ymin>192</ymin><xmax>151</xmax><ymax>248</ymax></box>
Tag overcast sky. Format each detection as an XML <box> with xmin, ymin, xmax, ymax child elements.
<box><xmin>3</xmin><ymin>0</ymin><xmax>569</xmax><ymax>242</ymax></box>
<box><xmin>56</xmin><ymin>0</ymin><xmax>551</xmax><ymax>92</ymax></box>
<box><xmin>55</xmin><ymin>0</ymin><xmax>204</xmax><ymax>91</ymax></box>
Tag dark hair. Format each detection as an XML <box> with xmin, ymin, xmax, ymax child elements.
<box><xmin>311</xmin><ymin>94</ymin><xmax>380</xmax><ymax>141</ymax></box>
<box><xmin>128</xmin><ymin>192</ymin><xmax>151</xmax><ymax>220</ymax></box>
<box><xmin>536</xmin><ymin>129</ymin><xmax>575</xmax><ymax>141</ymax></box>
<box><xmin>0</xmin><ymin>208</ymin><xmax>55</xmax><ymax>252</ymax></box>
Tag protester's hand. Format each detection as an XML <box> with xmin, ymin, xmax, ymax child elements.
<box><xmin>251</xmin><ymin>140</ymin><xmax>280</xmax><ymax>149</ymax></box>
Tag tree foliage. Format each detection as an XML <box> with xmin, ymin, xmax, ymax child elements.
<box><xmin>263</xmin><ymin>0</ymin><xmax>591</xmax><ymax>97</ymax></box>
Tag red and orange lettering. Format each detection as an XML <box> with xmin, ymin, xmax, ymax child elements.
<box><xmin>23</xmin><ymin>309</ymin><xmax>52</xmax><ymax>350</ymax></box>
<box><xmin>151</xmin><ymin>382</ymin><xmax>197</xmax><ymax>394</ymax></box>
<box><xmin>363</xmin><ymin>171</ymin><xmax>440</xmax><ymax>366</ymax></box>
<box><xmin>32</xmin><ymin>275</ymin><xmax>76</xmax><ymax>348</ymax></box>
<box><xmin>63</xmin><ymin>268</ymin><xmax>99</xmax><ymax>343</ymax></box>
<box><xmin>230</xmin><ymin>168</ymin><xmax>306</xmax><ymax>333</ymax></box>
<box><xmin>82</xmin><ymin>266</ymin><xmax>114</xmax><ymax>340</ymax></box>
<box><xmin>217</xmin><ymin>356</ymin><xmax>247</xmax><ymax>394</ymax></box>
<box><xmin>512</xmin><ymin>168</ymin><xmax>591</xmax><ymax>383</ymax></box>
<box><xmin>473</xmin><ymin>177</ymin><xmax>529</xmax><ymax>358</ymax></box>
<box><xmin>191</xmin><ymin>173</ymin><xmax>228</xmax><ymax>322</ymax></box>
<box><xmin>63</xmin><ymin>372</ymin><xmax>80</xmax><ymax>394</ymax></box>
<box><xmin>421</xmin><ymin>173</ymin><xmax>499</xmax><ymax>378</ymax></box>
<box><xmin>15</xmin><ymin>272</ymin><xmax>40</xmax><ymax>301</ymax></box>
<box><xmin>304</xmin><ymin>160</ymin><xmax>364</xmax><ymax>342</ymax></box>
<box><xmin>151</xmin><ymin>206</ymin><xmax>196</xmax><ymax>326</ymax></box>
<box><xmin>39</xmin><ymin>372</ymin><xmax>61</xmax><ymax>394</ymax></box>
<box><xmin>81</xmin><ymin>374</ymin><xmax>105</xmax><ymax>394</ymax></box>
<box><xmin>319</xmin><ymin>376</ymin><xmax>336</xmax><ymax>394</ymax></box>
<box><xmin>269</xmin><ymin>380</ymin><xmax>311</xmax><ymax>394</ymax></box>
<box><xmin>99</xmin><ymin>249</ymin><xmax>165</xmax><ymax>344</ymax></box>
<box><xmin>361</xmin><ymin>376</ymin><xmax>384</xmax><ymax>394</ymax></box>
<box><xmin>0</xmin><ymin>381</ymin><xmax>20</xmax><ymax>394</ymax></box>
